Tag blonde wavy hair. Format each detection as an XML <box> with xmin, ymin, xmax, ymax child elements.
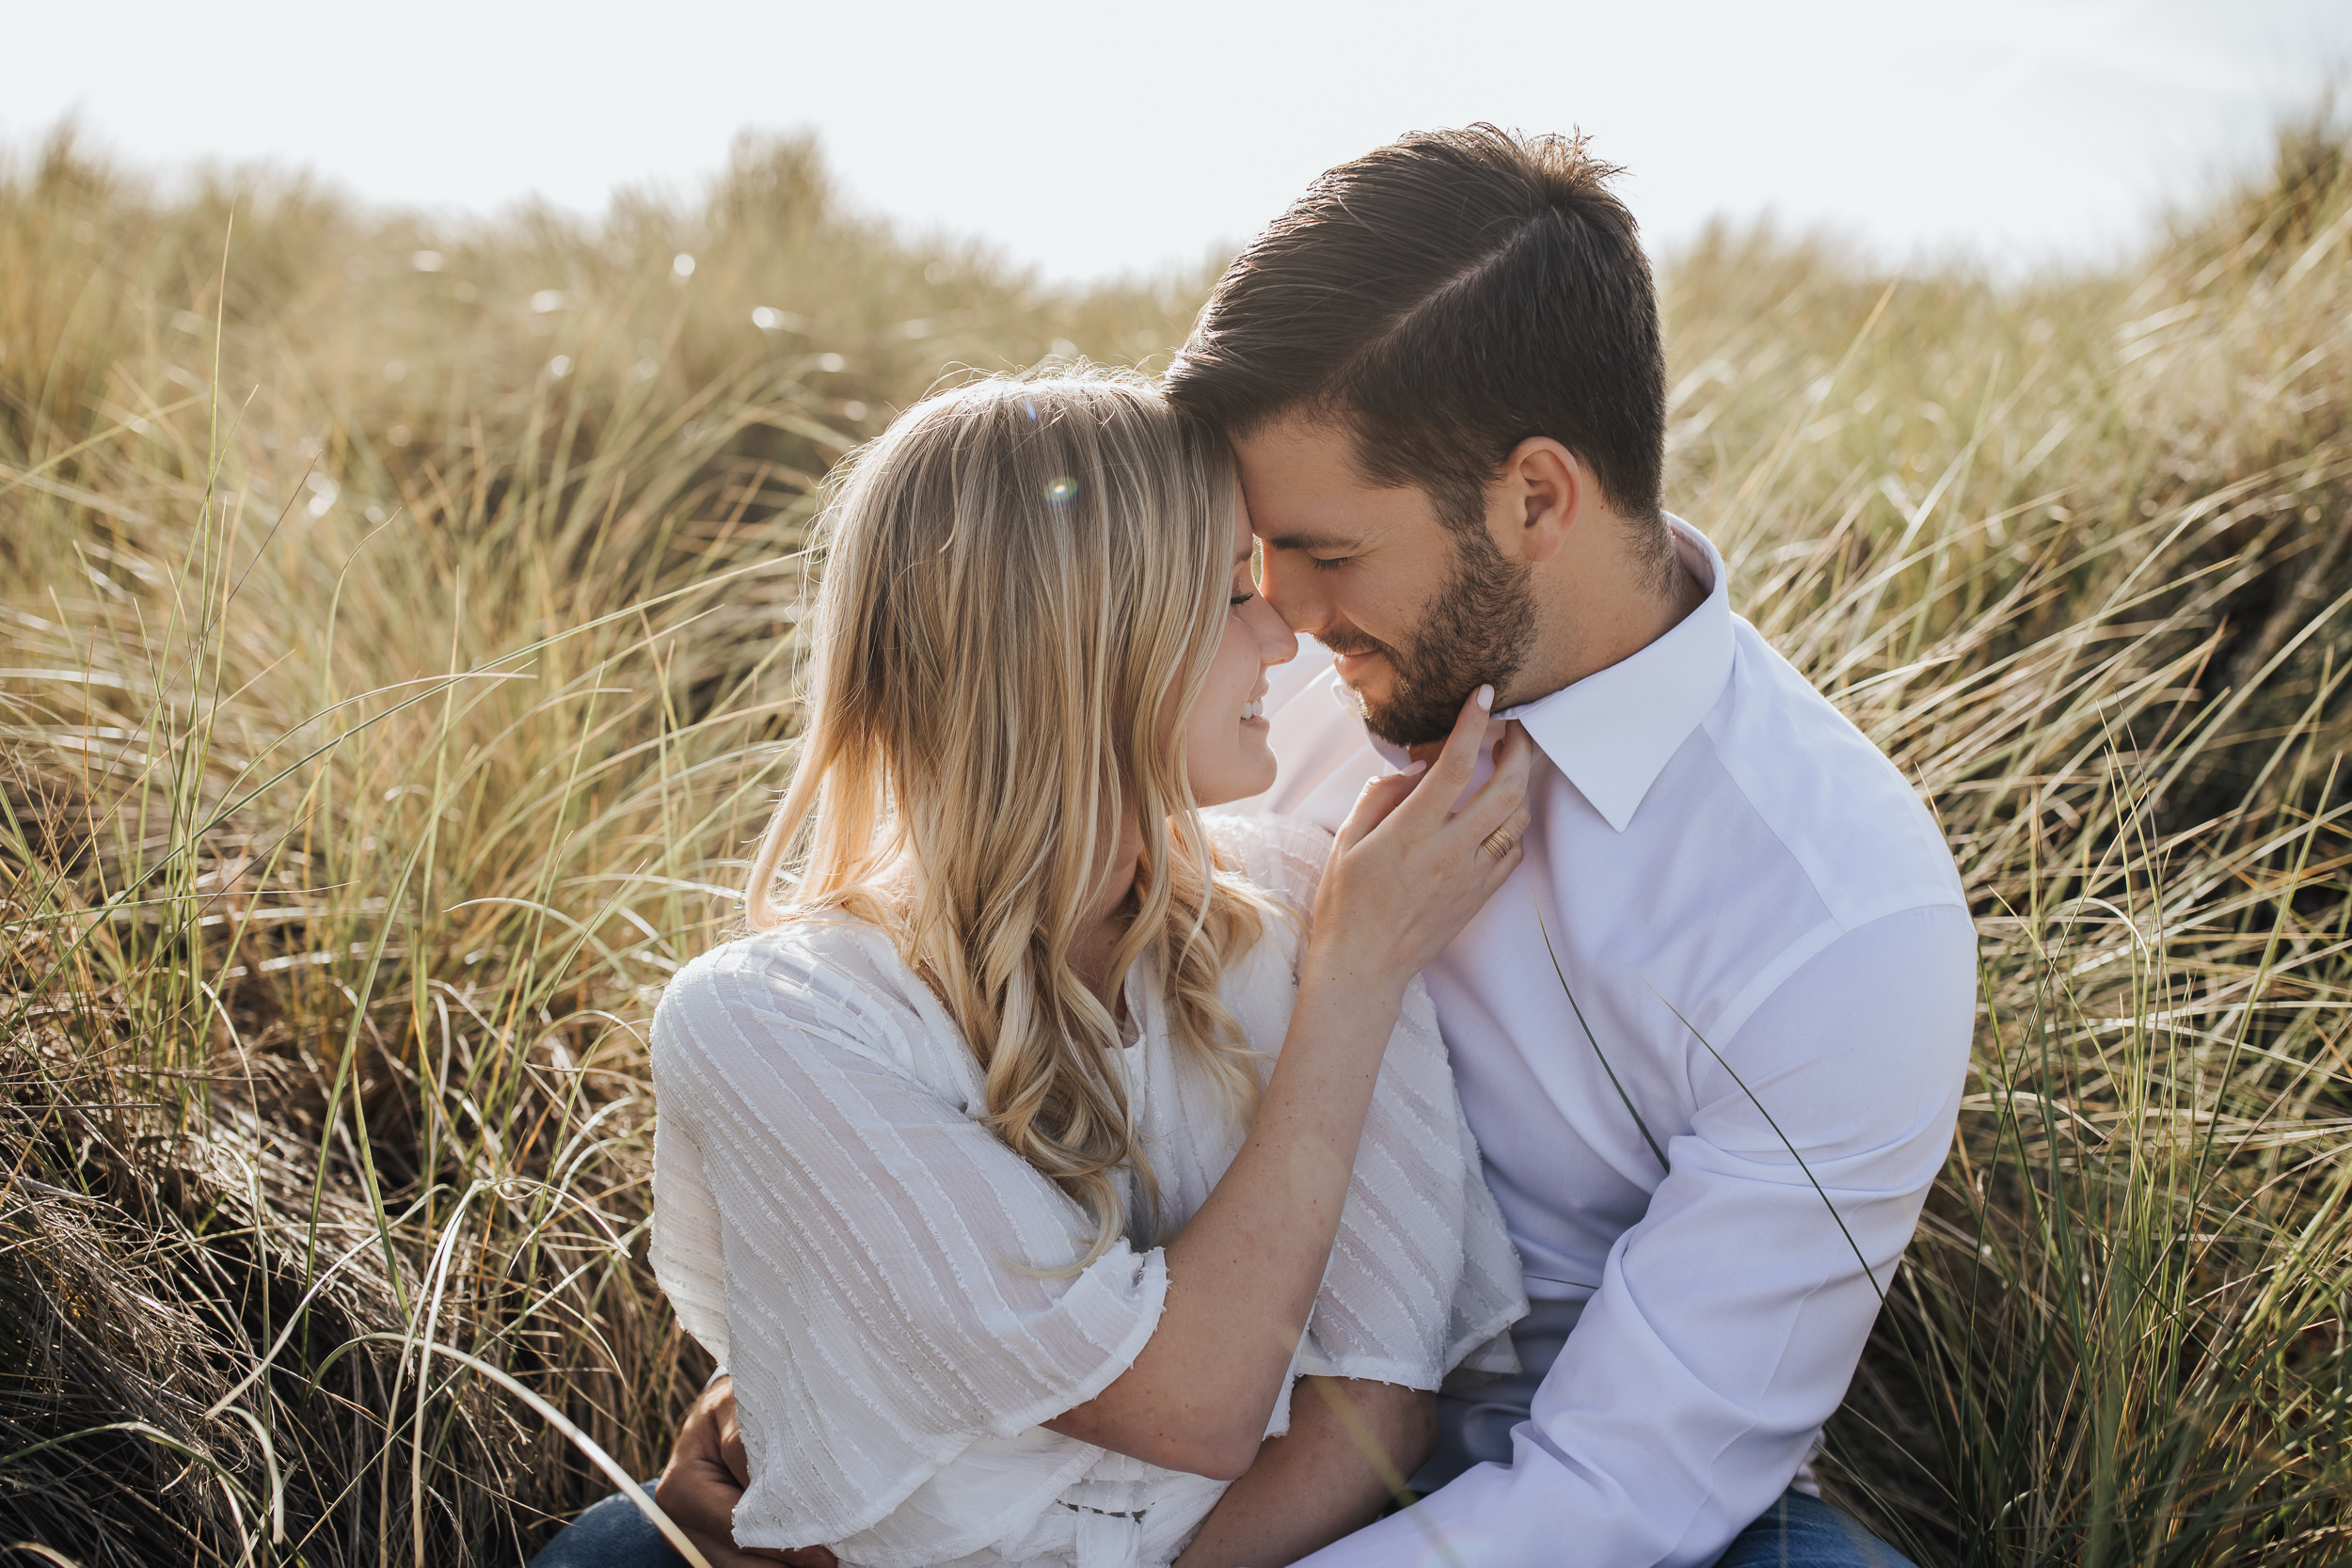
<box><xmin>745</xmin><ymin>368</ymin><xmax>1270</xmax><ymax>1262</ymax></box>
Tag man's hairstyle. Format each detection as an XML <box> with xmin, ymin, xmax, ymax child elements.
<box><xmin>1166</xmin><ymin>124</ymin><xmax>1668</xmax><ymax>543</ymax></box>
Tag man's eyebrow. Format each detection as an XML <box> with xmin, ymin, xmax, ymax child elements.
<box><xmin>1263</xmin><ymin>531</ymin><xmax>1361</xmax><ymax>552</ymax></box>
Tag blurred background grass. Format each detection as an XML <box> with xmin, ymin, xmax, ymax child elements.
<box><xmin>2</xmin><ymin>108</ymin><xmax>2350</xmax><ymax>1564</ymax></box>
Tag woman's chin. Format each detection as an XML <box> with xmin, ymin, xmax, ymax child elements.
<box><xmin>1189</xmin><ymin>755</ymin><xmax>1279</xmax><ymax>811</ymax></box>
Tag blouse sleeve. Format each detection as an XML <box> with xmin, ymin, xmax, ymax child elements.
<box><xmin>1302</xmin><ymin>976</ymin><xmax>1528</xmax><ymax>1386</ymax></box>
<box><xmin>1203</xmin><ymin>812</ymin><xmax>1530</xmax><ymax>1389</ymax></box>
<box><xmin>649</xmin><ymin>938</ymin><xmax>1168</xmax><ymax>1550</ymax></box>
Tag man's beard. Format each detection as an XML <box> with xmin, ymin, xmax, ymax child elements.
<box><xmin>1323</xmin><ymin>529</ymin><xmax>1538</xmax><ymax>749</ymax></box>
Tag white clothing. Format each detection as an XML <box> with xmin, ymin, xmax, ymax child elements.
<box><xmin>650</xmin><ymin>813</ymin><xmax>1528</xmax><ymax>1568</ymax></box>
<box><xmin>1232</xmin><ymin>517</ymin><xmax>1977</xmax><ymax>1568</ymax></box>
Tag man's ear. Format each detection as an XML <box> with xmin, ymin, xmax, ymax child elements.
<box><xmin>1498</xmin><ymin>437</ymin><xmax>1581</xmax><ymax>565</ymax></box>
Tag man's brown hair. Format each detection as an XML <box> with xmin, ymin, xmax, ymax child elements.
<box><xmin>1166</xmin><ymin>124</ymin><xmax>1667</xmax><ymax>543</ymax></box>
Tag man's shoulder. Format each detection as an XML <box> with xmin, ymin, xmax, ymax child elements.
<box><xmin>1694</xmin><ymin>620</ymin><xmax>1966</xmax><ymax>931</ymax></box>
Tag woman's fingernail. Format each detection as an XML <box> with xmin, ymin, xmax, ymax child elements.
<box><xmin>1475</xmin><ymin>684</ymin><xmax>1494</xmax><ymax>711</ymax></box>
<box><xmin>1399</xmin><ymin>760</ymin><xmax>1429</xmax><ymax>777</ymax></box>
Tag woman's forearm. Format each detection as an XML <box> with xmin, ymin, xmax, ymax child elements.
<box><xmin>1048</xmin><ymin>695</ymin><xmax>1531</xmax><ymax>1478</ymax></box>
<box><xmin>1042</xmin><ymin>970</ymin><xmax>1406</xmax><ymax>1477</ymax></box>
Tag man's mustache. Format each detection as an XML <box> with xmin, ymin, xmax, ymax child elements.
<box><xmin>1317</xmin><ymin>629</ymin><xmax>1395</xmax><ymax>662</ymax></box>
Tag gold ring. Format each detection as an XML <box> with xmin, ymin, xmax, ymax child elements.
<box><xmin>1481</xmin><ymin>827</ymin><xmax>1516</xmax><ymax>862</ymax></box>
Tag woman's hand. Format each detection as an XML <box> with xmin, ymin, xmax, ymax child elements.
<box><xmin>1309</xmin><ymin>686</ymin><xmax>1533</xmax><ymax>999</ymax></box>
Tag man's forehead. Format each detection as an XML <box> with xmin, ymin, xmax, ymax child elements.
<box><xmin>1230</xmin><ymin>413</ymin><xmax>1434</xmax><ymax>546</ymax></box>
<box><xmin>1230</xmin><ymin>411</ymin><xmax>1361</xmax><ymax>487</ymax></box>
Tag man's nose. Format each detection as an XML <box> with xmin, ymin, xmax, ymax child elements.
<box><xmin>1255</xmin><ymin>548</ymin><xmax>1323</xmax><ymax>636</ymax></box>
<box><xmin>1251</xmin><ymin>597</ymin><xmax>1299</xmax><ymax>666</ymax></box>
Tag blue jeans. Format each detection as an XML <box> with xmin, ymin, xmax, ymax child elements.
<box><xmin>527</xmin><ymin>1481</ymin><xmax>674</xmax><ymax>1568</ymax></box>
<box><xmin>1711</xmin><ymin>1491</ymin><xmax>1918</xmax><ymax>1567</ymax></box>
<box><xmin>525</xmin><ymin>1480</ymin><xmax>1916</xmax><ymax>1567</ymax></box>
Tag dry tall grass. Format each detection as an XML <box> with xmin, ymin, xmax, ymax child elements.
<box><xmin>1</xmin><ymin>116</ymin><xmax>2347</xmax><ymax>1565</ymax></box>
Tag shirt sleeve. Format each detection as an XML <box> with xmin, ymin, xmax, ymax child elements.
<box><xmin>649</xmin><ymin>940</ymin><xmax>1169</xmax><ymax>1551</ymax></box>
<box><xmin>1295</xmin><ymin>903</ymin><xmax>1976</xmax><ymax>1568</ymax></box>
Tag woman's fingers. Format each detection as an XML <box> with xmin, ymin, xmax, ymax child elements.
<box><xmin>1332</xmin><ymin>766</ymin><xmax>1427</xmax><ymax>851</ymax></box>
<box><xmin>1453</xmin><ymin>722</ymin><xmax>1534</xmax><ymax>845</ymax></box>
<box><xmin>1309</xmin><ymin>698</ymin><xmax>1537</xmax><ymax>983</ymax></box>
<box><xmin>1391</xmin><ymin>686</ymin><xmax>1496</xmax><ymax>829</ymax></box>
<box><xmin>1491</xmin><ymin>720</ymin><xmax>1535</xmax><ymax>789</ymax></box>
<box><xmin>1479</xmin><ymin>804</ymin><xmax>1534</xmax><ymax>877</ymax></box>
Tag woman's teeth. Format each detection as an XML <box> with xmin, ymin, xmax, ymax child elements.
<box><xmin>1242</xmin><ymin>699</ymin><xmax>1263</xmax><ymax>721</ymax></box>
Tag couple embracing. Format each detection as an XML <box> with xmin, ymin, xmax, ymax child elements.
<box><xmin>535</xmin><ymin>126</ymin><xmax>1974</xmax><ymax>1568</ymax></box>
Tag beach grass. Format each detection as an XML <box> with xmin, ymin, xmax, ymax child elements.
<box><xmin>2</xmin><ymin>113</ymin><xmax>2348</xmax><ymax>1564</ymax></box>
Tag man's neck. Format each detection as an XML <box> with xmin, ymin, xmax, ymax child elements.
<box><xmin>1507</xmin><ymin>532</ymin><xmax>1708</xmax><ymax>709</ymax></box>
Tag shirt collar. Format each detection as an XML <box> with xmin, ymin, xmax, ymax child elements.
<box><xmin>1339</xmin><ymin>515</ymin><xmax>1734</xmax><ymax>834</ymax></box>
<box><xmin>1505</xmin><ymin>515</ymin><xmax>1732</xmax><ymax>832</ymax></box>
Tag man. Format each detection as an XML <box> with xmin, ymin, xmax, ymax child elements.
<box><xmin>580</xmin><ymin>125</ymin><xmax>1973</xmax><ymax>1568</ymax></box>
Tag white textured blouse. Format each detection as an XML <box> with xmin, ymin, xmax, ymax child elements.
<box><xmin>650</xmin><ymin>814</ymin><xmax>1527</xmax><ymax>1568</ymax></box>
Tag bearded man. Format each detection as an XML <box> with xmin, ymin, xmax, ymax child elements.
<box><xmin>1163</xmin><ymin>125</ymin><xmax>1972</xmax><ymax>1568</ymax></box>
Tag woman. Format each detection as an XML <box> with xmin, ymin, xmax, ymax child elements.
<box><xmin>643</xmin><ymin>369</ymin><xmax>1531</xmax><ymax>1568</ymax></box>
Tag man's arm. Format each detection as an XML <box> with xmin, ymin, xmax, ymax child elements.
<box><xmin>657</xmin><ymin>1373</ymin><xmax>1433</xmax><ymax>1568</ymax></box>
<box><xmin>1175</xmin><ymin>1379</ymin><xmax>1435</xmax><ymax>1568</ymax></box>
<box><xmin>1296</xmin><ymin>904</ymin><xmax>1977</xmax><ymax>1568</ymax></box>
<box><xmin>653</xmin><ymin>1376</ymin><xmax>822</xmax><ymax>1568</ymax></box>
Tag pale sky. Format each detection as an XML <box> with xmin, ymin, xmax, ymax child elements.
<box><xmin>8</xmin><ymin>0</ymin><xmax>2345</xmax><ymax>281</ymax></box>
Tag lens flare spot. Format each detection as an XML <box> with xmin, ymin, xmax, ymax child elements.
<box><xmin>1045</xmin><ymin>476</ymin><xmax>1078</xmax><ymax>506</ymax></box>
<box><xmin>304</xmin><ymin>473</ymin><xmax>339</xmax><ymax>518</ymax></box>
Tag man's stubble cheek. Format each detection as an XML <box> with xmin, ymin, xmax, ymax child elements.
<box><xmin>1361</xmin><ymin>539</ymin><xmax>1539</xmax><ymax>748</ymax></box>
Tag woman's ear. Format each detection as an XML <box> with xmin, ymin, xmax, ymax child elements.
<box><xmin>1501</xmin><ymin>437</ymin><xmax>1582</xmax><ymax>566</ymax></box>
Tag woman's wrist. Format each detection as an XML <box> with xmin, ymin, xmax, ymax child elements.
<box><xmin>1293</xmin><ymin>956</ymin><xmax>1408</xmax><ymax>1030</ymax></box>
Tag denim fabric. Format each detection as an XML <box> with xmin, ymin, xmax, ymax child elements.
<box><xmin>527</xmin><ymin>1481</ymin><xmax>685</xmax><ymax>1568</ymax></box>
<box><xmin>1711</xmin><ymin>1489</ymin><xmax>1919</xmax><ymax>1568</ymax></box>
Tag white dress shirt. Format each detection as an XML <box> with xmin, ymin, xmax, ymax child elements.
<box><xmin>650</xmin><ymin>815</ymin><xmax>1525</xmax><ymax>1568</ymax></box>
<box><xmin>1231</xmin><ymin>517</ymin><xmax>1976</xmax><ymax>1568</ymax></box>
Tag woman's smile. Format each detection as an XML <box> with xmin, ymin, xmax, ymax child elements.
<box><xmin>1181</xmin><ymin>498</ymin><xmax>1295</xmax><ymax>806</ymax></box>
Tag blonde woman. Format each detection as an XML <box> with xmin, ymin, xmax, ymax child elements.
<box><xmin>611</xmin><ymin>371</ymin><xmax>1531</xmax><ymax>1568</ymax></box>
